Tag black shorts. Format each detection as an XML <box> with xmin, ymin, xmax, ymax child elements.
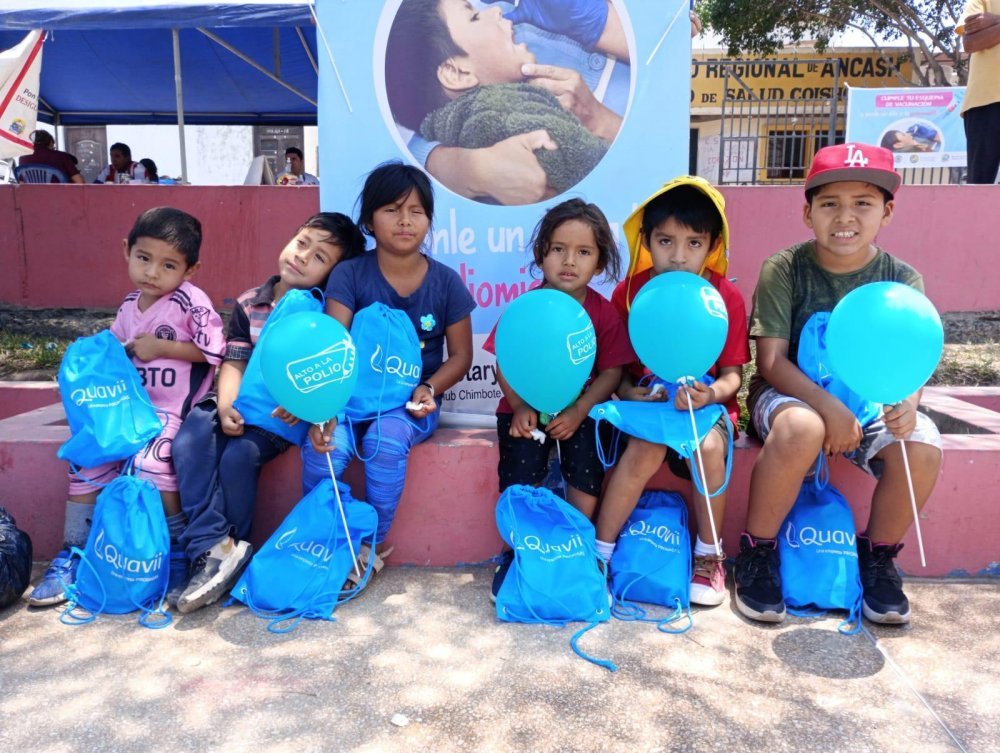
<box><xmin>496</xmin><ymin>413</ymin><xmax>612</xmax><ymax>498</ymax></box>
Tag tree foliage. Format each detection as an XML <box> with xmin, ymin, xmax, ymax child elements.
<box><xmin>700</xmin><ymin>0</ymin><xmax>968</xmax><ymax>85</ymax></box>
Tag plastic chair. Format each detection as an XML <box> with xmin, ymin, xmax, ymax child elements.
<box><xmin>14</xmin><ymin>164</ymin><xmax>68</xmax><ymax>184</ymax></box>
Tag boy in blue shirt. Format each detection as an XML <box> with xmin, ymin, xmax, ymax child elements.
<box><xmin>737</xmin><ymin>143</ymin><xmax>943</xmax><ymax>625</ymax></box>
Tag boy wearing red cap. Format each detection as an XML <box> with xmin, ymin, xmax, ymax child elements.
<box><xmin>736</xmin><ymin>143</ymin><xmax>942</xmax><ymax>625</ymax></box>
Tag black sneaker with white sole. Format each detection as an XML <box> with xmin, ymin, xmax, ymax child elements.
<box><xmin>733</xmin><ymin>533</ymin><xmax>786</xmax><ymax>623</ymax></box>
<box><xmin>177</xmin><ymin>540</ymin><xmax>253</xmax><ymax>614</ymax></box>
<box><xmin>857</xmin><ymin>535</ymin><xmax>911</xmax><ymax>624</ymax></box>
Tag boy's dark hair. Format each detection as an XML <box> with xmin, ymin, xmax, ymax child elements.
<box><xmin>110</xmin><ymin>142</ymin><xmax>132</xmax><ymax>160</ymax></box>
<box><xmin>357</xmin><ymin>161</ymin><xmax>435</xmax><ymax>239</ymax></box>
<box><xmin>641</xmin><ymin>185</ymin><xmax>723</xmax><ymax>249</ymax></box>
<box><xmin>804</xmin><ymin>184</ymin><xmax>894</xmax><ymax>205</ymax></box>
<box><xmin>285</xmin><ymin>146</ymin><xmax>304</xmax><ymax>160</ymax></box>
<box><xmin>530</xmin><ymin>198</ymin><xmax>623</xmax><ymax>282</ymax></box>
<box><xmin>386</xmin><ymin>0</ymin><xmax>463</xmax><ymax>131</ymax></box>
<box><xmin>139</xmin><ymin>158</ymin><xmax>159</xmax><ymax>182</ymax></box>
<box><xmin>301</xmin><ymin>211</ymin><xmax>367</xmax><ymax>260</ymax></box>
<box><xmin>127</xmin><ymin>206</ymin><xmax>202</xmax><ymax>267</ymax></box>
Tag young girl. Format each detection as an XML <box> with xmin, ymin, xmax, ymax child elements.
<box><xmin>169</xmin><ymin>213</ymin><xmax>366</xmax><ymax>614</ymax></box>
<box><xmin>484</xmin><ymin>198</ymin><xmax>635</xmax><ymax>598</ymax></box>
<box><xmin>302</xmin><ymin>162</ymin><xmax>476</xmax><ymax>583</ymax></box>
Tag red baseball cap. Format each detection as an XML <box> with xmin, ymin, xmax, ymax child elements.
<box><xmin>805</xmin><ymin>142</ymin><xmax>902</xmax><ymax>197</ymax></box>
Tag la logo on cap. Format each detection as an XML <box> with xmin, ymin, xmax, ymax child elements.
<box><xmin>844</xmin><ymin>144</ymin><xmax>870</xmax><ymax>168</ymax></box>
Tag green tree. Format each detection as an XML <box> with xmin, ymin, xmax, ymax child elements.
<box><xmin>700</xmin><ymin>0</ymin><xmax>968</xmax><ymax>85</ymax></box>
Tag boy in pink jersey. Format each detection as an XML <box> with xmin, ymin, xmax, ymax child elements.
<box><xmin>29</xmin><ymin>207</ymin><xmax>225</xmax><ymax>607</ymax></box>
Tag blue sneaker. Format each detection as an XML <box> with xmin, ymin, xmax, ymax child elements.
<box><xmin>28</xmin><ymin>550</ymin><xmax>78</xmax><ymax>607</ymax></box>
<box><xmin>165</xmin><ymin>549</ymin><xmax>189</xmax><ymax>608</ymax></box>
<box><xmin>489</xmin><ymin>550</ymin><xmax>514</xmax><ymax>604</ymax></box>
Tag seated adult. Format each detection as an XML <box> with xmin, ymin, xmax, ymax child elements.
<box><xmin>274</xmin><ymin>147</ymin><xmax>319</xmax><ymax>185</ymax></box>
<box><xmin>140</xmin><ymin>158</ymin><xmax>160</xmax><ymax>183</ymax></box>
<box><xmin>94</xmin><ymin>142</ymin><xmax>150</xmax><ymax>184</ymax></box>
<box><xmin>17</xmin><ymin>131</ymin><xmax>84</xmax><ymax>184</ymax></box>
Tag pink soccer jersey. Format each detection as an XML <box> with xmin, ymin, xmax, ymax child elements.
<box><xmin>110</xmin><ymin>281</ymin><xmax>225</xmax><ymax>420</ymax></box>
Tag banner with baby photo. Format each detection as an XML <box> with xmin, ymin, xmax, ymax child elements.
<box><xmin>846</xmin><ymin>86</ymin><xmax>967</xmax><ymax>169</ymax></box>
<box><xmin>316</xmin><ymin>0</ymin><xmax>692</xmax><ymax>415</ymax></box>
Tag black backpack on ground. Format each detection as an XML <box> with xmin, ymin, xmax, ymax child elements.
<box><xmin>0</xmin><ymin>507</ymin><xmax>32</xmax><ymax>609</ymax></box>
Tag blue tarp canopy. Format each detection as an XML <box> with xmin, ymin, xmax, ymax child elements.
<box><xmin>0</xmin><ymin>1</ymin><xmax>319</xmax><ymax>125</ymax></box>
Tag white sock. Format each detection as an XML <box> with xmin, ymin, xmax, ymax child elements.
<box><xmin>595</xmin><ymin>538</ymin><xmax>616</xmax><ymax>563</ymax></box>
<box><xmin>694</xmin><ymin>535</ymin><xmax>722</xmax><ymax>558</ymax></box>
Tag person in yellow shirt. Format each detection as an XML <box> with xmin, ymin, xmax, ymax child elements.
<box><xmin>959</xmin><ymin>1</ymin><xmax>1000</xmax><ymax>183</ymax></box>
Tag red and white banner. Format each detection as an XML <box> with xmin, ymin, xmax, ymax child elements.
<box><xmin>0</xmin><ymin>31</ymin><xmax>44</xmax><ymax>159</ymax></box>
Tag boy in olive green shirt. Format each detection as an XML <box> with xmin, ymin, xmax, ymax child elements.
<box><xmin>736</xmin><ymin>143</ymin><xmax>943</xmax><ymax>626</ymax></box>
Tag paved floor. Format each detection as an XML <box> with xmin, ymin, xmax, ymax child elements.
<box><xmin>1</xmin><ymin>568</ymin><xmax>997</xmax><ymax>753</ymax></box>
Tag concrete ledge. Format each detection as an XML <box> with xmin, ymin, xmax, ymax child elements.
<box><xmin>1</xmin><ymin>388</ymin><xmax>998</xmax><ymax>576</ymax></box>
<box><xmin>0</xmin><ymin>381</ymin><xmax>58</xmax><ymax>420</ymax></box>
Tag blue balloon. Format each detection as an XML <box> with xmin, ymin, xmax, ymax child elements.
<box><xmin>258</xmin><ymin>312</ymin><xmax>359</xmax><ymax>424</ymax></box>
<box><xmin>826</xmin><ymin>282</ymin><xmax>943</xmax><ymax>404</ymax></box>
<box><xmin>628</xmin><ymin>271</ymin><xmax>729</xmax><ymax>383</ymax></box>
<box><xmin>495</xmin><ymin>289</ymin><xmax>596</xmax><ymax>414</ymax></box>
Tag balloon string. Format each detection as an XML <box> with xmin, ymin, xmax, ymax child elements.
<box><xmin>320</xmin><ymin>420</ymin><xmax>361</xmax><ymax>578</ymax></box>
<box><xmin>682</xmin><ymin>381</ymin><xmax>722</xmax><ymax>557</ymax></box>
<box><xmin>899</xmin><ymin>439</ymin><xmax>927</xmax><ymax>568</ymax></box>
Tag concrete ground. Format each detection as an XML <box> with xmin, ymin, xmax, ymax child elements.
<box><xmin>1</xmin><ymin>567</ymin><xmax>997</xmax><ymax>753</ymax></box>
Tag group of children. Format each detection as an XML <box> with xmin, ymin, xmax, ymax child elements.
<box><xmin>30</xmin><ymin>142</ymin><xmax>942</xmax><ymax>628</ymax></box>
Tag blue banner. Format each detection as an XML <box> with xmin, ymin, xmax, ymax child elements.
<box><xmin>317</xmin><ymin>0</ymin><xmax>691</xmax><ymax>414</ymax></box>
<box><xmin>846</xmin><ymin>86</ymin><xmax>967</xmax><ymax>169</ymax></box>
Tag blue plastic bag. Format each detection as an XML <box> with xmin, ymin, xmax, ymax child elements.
<box><xmin>229</xmin><ymin>478</ymin><xmax>378</xmax><ymax>632</ymax></box>
<box><xmin>57</xmin><ymin>330</ymin><xmax>163</xmax><ymax>467</ymax></box>
<box><xmin>798</xmin><ymin>312</ymin><xmax>882</xmax><ymax>427</ymax></box>
<box><xmin>590</xmin><ymin>376</ymin><xmax>733</xmax><ymax>498</ymax></box>
<box><xmin>610</xmin><ymin>490</ymin><xmax>692</xmax><ymax>632</ymax></box>
<box><xmin>62</xmin><ymin>472</ymin><xmax>171</xmax><ymax>627</ymax></box>
<box><xmin>778</xmin><ymin>476</ymin><xmax>864</xmax><ymax>634</ymax></box>
<box><xmin>495</xmin><ymin>484</ymin><xmax>615</xmax><ymax>671</ymax></box>
<box><xmin>344</xmin><ymin>302</ymin><xmax>422</xmax><ymax>422</ymax></box>
<box><xmin>233</xmin><ymin>288</ymin><xmax>323</xmax><ymax>445</ymax></box>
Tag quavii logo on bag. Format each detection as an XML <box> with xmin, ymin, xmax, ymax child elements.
<box><xmin>784</xmin><ymin>523</ymin><xmax>857</xmax><ymax>556</ymax></box>
<box><xmin>275</xmin><ymin>527</ymin><xmax>337</xmax><ymax>569</ymax></box>
<box><xmin>369</xmin><ymin>343</ymin><xmax>421</xmax><ymax>384</ymax></box>
<box><xmin>621</xmin><ymin>519</ymin><xmax>683</xmax><ymax>553</ymax></box>
<box><xmin>70</xmin><ymin>379</ymin><xmax>130</xmax><ymax>409</ymax></box>
<box><xmin>566</xmin><ymin>324</ymin><xmax>596</xmax><ymax>365</ymax></box>
<box><xmin>518</xmin><ymin>533</ymin><xmax>586</xmax><ymax>563</ymax></box>
<box><xmin>285</xmin><ymin>339</ymin><xmax>356</xmax><ymax>394</ymax></box>
<box><xmin>93</xmin><ymin>529</ymin><xmax>164</xmax><ymax>582</ymax></box>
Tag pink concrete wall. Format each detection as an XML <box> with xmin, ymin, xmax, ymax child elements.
<box><xmin>2</xmin><ymin>184</ymin><xmax>998</xmax><ymax>312</ymax></box>
<box><xmin>3</xmin><ymin>400</ymin><xmax>998</xmax><ymax>577</ymax></box>
<box><xmin>0</xmin><ymin>382</ymin><xmax>58</xmax><ymax>420</ymax></box>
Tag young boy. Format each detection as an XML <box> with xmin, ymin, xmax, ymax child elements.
<box><xmin>29</xmin><ymin>207</ymin><xmax>225</xmax><ymax>607</ymax></box>
<box><xmin>736</xmin><ymin>142</ymin><xmax>943</xmax><ymax>625</ymax></box>
<box><xmin>596</xmin><ymin>177</ymin><xmax>751</xmax><ymax>607</ymax></box>
<box><xmin>169</xmin><ymin>213</ymin><xmax>364</xmax><ymax>614</ymax></box>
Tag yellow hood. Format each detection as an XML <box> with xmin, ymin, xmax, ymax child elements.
<box><xmin>622</xmin><ymin>175</ymin><xmax>730</xmax><ymax>284</ymax></box>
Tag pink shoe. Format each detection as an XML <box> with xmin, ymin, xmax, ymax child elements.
<box><xmin>690</xmin><ymin>554</ymin><xmax>727</xmax><ymax>607</ymax></box>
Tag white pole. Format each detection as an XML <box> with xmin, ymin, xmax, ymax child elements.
<box><xmin>171</xmin><ymin>29</ymin><xmax>188</xmax><ymax>184</ymax></box>
<box><xmin>321</xmin><ymin>421</ymin><xmax>361</xmax><ymax>577</ymax></box>
<box><xmin>683</xmin><ymin>383</ymin><xmax>722</xmax><ymax>557</ymax></box>
<box><xmin>899</xmin><ymin>440</ymin><xmax>927</xmax><ymax>567</ymax></box>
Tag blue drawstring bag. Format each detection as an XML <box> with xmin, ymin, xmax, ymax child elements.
<box><xmin>233</xmin><ymin>288</ymin><xmax>323</xmax><ymax>445</ymax></box>
<box><xmin>344</xmin><ymin>302</ymin><xmax>422</xmax><ymax>422</ymax></box>
<box><xmin>798</xmin><ymin>312</ymin><xmax>882</xmax><ymax>427</ymax></box>
<box><xmin>57</xmin><ymin>330</ymin><xmax>163</xmax><ymax>468</ymax></box>
<box><xmin>610</xmin><ymin>490</ymin><xmax>693</xmax><ymax>632</ymax></box>
<box><xmin>495</xmin><ymin>484</ymin><xmax>616</xmax><ymax>671</ymax></box>
<box><xmin>229</xmin><ymin>478</ymin><xmax>379</xmax><ymax>632</ymax></box>
<box><xmin>590</xmin><ymin>376</ymin><xmax>734</xmax><ymax>498</ymax></box>
<box><xmin>778</xmin><ymin>471</ymin><xmax>864</xmax><ymax>634</ymax></box>
<box><xmin>62</xmin><ymin>470</ymin><xmax>171</xmax><ymax>628</ymax></box>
